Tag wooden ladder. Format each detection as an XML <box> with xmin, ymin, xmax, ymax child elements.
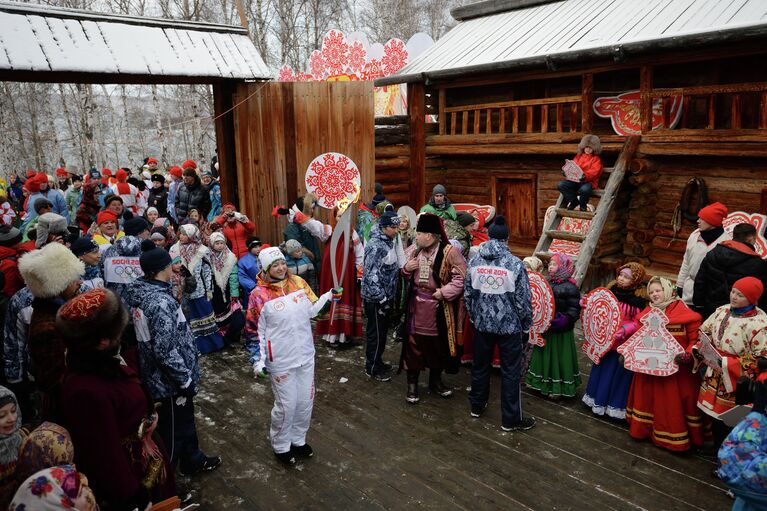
<box><xmin>533</xmin><ymin>136</ymin><xmax>640</xmax><ymax>286</ymax></box>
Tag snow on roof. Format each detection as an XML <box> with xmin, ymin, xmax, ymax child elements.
<box><xmin>0</xmin><ymin>0</ymin><xmax>270</xmax><ymax>81</ymax></box>
<box><xmin>378</xmin><ymin>0</ymin><xmax>767</xmax><ymax>85</ymax></box>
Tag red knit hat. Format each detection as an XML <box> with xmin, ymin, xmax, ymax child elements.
<box><xmin>698</xmin><ymin>202</ymin><xmax>728</xmax><ymax>228</ymax></box>
<box><xmin>25</xmin><ymin>169</ymin><xmax>36</xmax><ymax>179</ymax></box>
<box><xmin>147</xmin><ymin>157</ymin><xmax>158</xmax><ymax>165</ymax></box>
<box><xmin>97</xmin><ymin>210</ymin><xmax>118</xmax><ymax>225</ymax></box>
<box><xmin>182</xmin><ymin>160</ymin><xmax>197</xmax><ymax>170</ymax></box>
<box><xmin>733</xmin><ymin>276</ymin><xmax>764</xmax><ymax>305</ymax></box>
<box><xmin>26</xmin><ymin>173</ymin><xmax>43</xmax><ymax>193</ymax></box>
<box><xmin>169</xmin><ymin>166</ymin><xmax>183</xmax><ymax>178</ymax></box>
<box><xmin>116</xmin><ymin>169</ymin><xmax>129</xmax><ymax>182</ymax></box>
<box><xmin>102</xmin><ymin>168</ymin><xmax>112</xmax><ymax>177</ymax></box>
<box><xmin>55</xmin><ymin>167</ymin><xmax>68</xmax><ymax>178</ymax></box>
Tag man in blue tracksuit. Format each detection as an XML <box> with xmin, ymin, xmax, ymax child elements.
<box><xmin>361</xmin><ymin>211</ymin><xmax>401</xmax><ymax>382</ymax></box>
<box><xmin>464</xmin><ymin>215</ymin><xmax>536</xmax><ymax>432</ymax></box>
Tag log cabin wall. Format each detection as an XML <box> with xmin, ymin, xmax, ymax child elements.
<box><xmin>372</xmin><ymin>49</ymin><xmax>767</xmax><ymax>287</ymax></box>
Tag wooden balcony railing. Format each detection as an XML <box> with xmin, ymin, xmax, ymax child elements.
<box><xmin>649</xmin><ymin>81</ymin><xmax>767</xmax><ymax>132</ymax></box>
<box><xmin>440</xmin><ymin>95</ymin><xmax>582</xmax><ymax>136</ymax></box>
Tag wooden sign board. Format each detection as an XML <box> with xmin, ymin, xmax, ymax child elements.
<box><xmin>581</xmin><ymin>287</ymin><xmax>622</xmax><ymax>364</ymax></box>
<box><xmin>617</xmin><ymin>308</ymin><xmax>684</xmax><ymax>376</ymax></box>
<box><xmin>528</xmin><ymin>271</ymin><xmax>555</xmax><ymax>347</ymax></box>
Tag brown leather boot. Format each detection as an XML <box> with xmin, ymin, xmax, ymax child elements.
<box><xmin>406</xmin><ymin>370</ymin><xmax>420</xmax><ymax>404</ymax></box>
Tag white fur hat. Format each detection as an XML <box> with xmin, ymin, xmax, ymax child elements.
<box><xmin>19</xmin><ymin>242</ymin><xmax>85</xmax><ymax>298</ymax></box>
<box><xmin>258</xmin><ymin>246</ymin><xmax>285</xmax><ymax>272</ymax></box>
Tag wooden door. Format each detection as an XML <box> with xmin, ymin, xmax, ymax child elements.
<box><xmin>493</xmin><ymin>175</ymin><xmax>537</xmax><ymax>246</ymax></box>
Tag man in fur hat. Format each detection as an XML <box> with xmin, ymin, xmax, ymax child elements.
<box><xmin>18</xmin><ymin>243</ymin><xmax>84</xmax><ymax>420</ymax></box>
<box><xmin>401</xmin><ymin>213</ymin><xmax>466</xmax><ymax>404</ymax></box>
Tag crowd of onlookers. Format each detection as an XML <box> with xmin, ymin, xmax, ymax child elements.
<box><xmin>0</xmin><ymin>141</ymin><xmax>766</xmax><ymax>510</ymax></box>
<box><xmin>0</xmin><ymin>156</ymin><xmax>327</xmax><ymax>510</ymax></box>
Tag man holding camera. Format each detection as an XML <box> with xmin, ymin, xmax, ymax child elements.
<box><xmin>215</xmin><ymin>204</ymin><xmax>256</xmax><ymax>259</ymax></box>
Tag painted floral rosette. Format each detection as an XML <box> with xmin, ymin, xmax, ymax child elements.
<box><xmin>581</xmin><ymin>287</ymin><xmax>622</xmax><ymax>364</ymax></box>
<box><xmin>304</xmin><ymin>152</ymin><xmax>361</xmax><ymax>211</ymax></box>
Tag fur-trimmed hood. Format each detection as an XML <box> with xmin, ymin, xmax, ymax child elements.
<box><xmin>578</xmin><ymin>134</ymin><xmax>602</xmax><ymax>155</ymax></box>
<box><xmin>19</xmin><ymin>243</ymin><xmax>84</xmax><ymax>298</ymax></box>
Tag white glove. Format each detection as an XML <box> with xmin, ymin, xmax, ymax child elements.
<box><xmin>252</xmin><ymin>360</ymin><xmax>267</xmax><ymax>379</ymax></box>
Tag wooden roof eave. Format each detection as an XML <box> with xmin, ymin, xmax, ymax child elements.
<box><xmin>0</xmin><ymin>70</ymin><xmax>268</xmax><ymax>85</ymax></box>
<box><xmin>375</xmin><ymin>23</ymin><xmax>767</xmax><ymax>87</ymax></box>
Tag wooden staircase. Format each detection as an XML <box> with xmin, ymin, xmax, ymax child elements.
<box><xmin>534</xmin><ymin>136</ymin><xmax>640</xmax><ymax>286</ymax></box>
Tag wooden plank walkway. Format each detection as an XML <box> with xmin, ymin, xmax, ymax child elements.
<box><xmin>186</xmin><ymin>332</ymin><xmax>731</xmax><ymax>510</ymax></box>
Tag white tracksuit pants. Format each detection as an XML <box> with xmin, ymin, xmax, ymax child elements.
<box><xmin>269</xmin><ymin>361</ymin><xmax>315</xmax><ymax>454</ymax></box>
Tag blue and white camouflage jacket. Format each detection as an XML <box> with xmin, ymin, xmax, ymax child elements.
<box><xmin>361</xmin><ymin>224</ymin><xmax>399</xmax><ymax>304</ymax></box>
<box><xmin>464</xmin><ymin>239</ymin><xmax>532</xmax><ymax>335</ymax></box>
<box><xmin>3</xmin><ymin>287</ymin><xmax>33</xmax><ymax>383</ymax></box>
<box><xmin>125</xmin><ymin>277</ymin><xmax>200</xmax><ymax>400</ymax></box>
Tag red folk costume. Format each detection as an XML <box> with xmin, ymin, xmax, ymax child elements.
<box><xmin>626</xmin><ymin>277</ymin><xmax>704</xmax><ymax>452</ymax></box>
<box><xmin>315</xmin><ymin>229</ymin><xmax>364</xmax><ymax>343</ymax></box>
<box><xmin>697</xmin><ymin>302</ymin><xmax>767</xmax><ymax>418</ymax></box>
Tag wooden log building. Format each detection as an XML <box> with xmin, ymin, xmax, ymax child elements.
<box><xmin>376</xmin><ymin>0</ymin><xmax>767</xmax><ymax>286</ymax></box>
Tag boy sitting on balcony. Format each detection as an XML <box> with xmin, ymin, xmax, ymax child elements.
<box><xmin>557</xmin><ymin>134</ymin><xmax>603</xmax><ymax>212</ymax></box>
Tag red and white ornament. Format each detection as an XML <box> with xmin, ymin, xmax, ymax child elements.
<box><xmin>528</xmin><ymin>271</ymin><xmax>555</xmax><ymax>347</ymax></box>
<box><xmin>617</xmin><ymin>308</ymin><xmax>684</xmax><ymax>376</ymax></box>
<box><xmin>581</xmin><ymin>287</ymin><xmax>622</xmax><ymax>364</ymax></box>
<box><xmin>305</xmin><ymin>152</ymin><xmax>361</xmax><ymax>210</ymax></box>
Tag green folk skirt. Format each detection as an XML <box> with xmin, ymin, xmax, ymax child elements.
<box><xmin>524</xmin><ymin>328</ymin><xmax>582</xmax><ymax>397</ymax></box>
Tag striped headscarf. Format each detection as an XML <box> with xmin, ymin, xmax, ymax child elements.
<box><xmin>549</xmin><ymin>253</ymin><xmax>576</xmax><ymax>284</ymax></box>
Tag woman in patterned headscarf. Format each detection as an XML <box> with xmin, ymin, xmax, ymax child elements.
<box><xmin>10</xmin><ymin>465</ymin><xmax>97</xmax><ymax>511</ymax></box>
<box><xmin>15</xmin><ymin>422</ymin><xmax>74</xmax><ymax>487</ymax></box>
<box><xmin>208</xmin><ymin>232</ymin><xmax>245</xmax><ymax>346</ymax></box>
<box><xmin>170</xmin><ymin>223</ymin><xmax>225</xmax><ymax>354</ymax></box>
<box><xmin>525</xmin><ymin>253</ymin><xmax>582</xmax><ymax>398</ymax></box>
<box><xmin>625</xmin><ymin>276</ymin><xmax>704</xmax><ymax>452</ymax></box>
<box><xmin>583</xmin><ymin>262</ymin><xmax>648</xmax><ymax>419</ymax></box>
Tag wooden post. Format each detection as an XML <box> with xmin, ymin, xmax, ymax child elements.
<box><xmin>213</xmin><ymin>81</ymin><xmax>239</xmax><ymax>207</ymax></box>
<box><xmin>731</xmin><ymin>94</ymin><xmax>742</xmax><ymax>129</ymax></box>
<box><xmin>760</xmin><ymin>91</ymin><xmax>767</xmax><ymax>129</ymax></box>
<box><xmin>438</xmin><ymin>88</ymin><xmax>446</xmax><ymax>135</ymax></box>
<box><xmin>640</xmin><ymin>66</ymin><xmax>653</xmax><ymax>134</ymax></box>
<box><xmin>408</xmin><ymin>82</ymin><xmax>426</xmax><ymax>208</ymax></box>
<box><xmin>581</xmin><ymin>73</ymin><xmax>593</xmax><ymax>133</ymax></box>
<box><xmin>282</xmin><ymin>82</ymin><xmax>298</xmax><ymax>205</ymax></box>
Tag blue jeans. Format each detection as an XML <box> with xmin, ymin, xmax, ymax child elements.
<box><xmin>557</xmin><ymin>180</ymin><xmax>593</xmax><ymax>210</ymax></box>
<box><xmin>469</xmin><ymin>330</ymin><xmax>523</xmax><ymax>427</ymax></box>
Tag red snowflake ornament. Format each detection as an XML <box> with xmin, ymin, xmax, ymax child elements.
<box><xmin>309</xmin><ymin>50</ymin><xmax>326</xmax><ymax>80</ymax></box>
<box><xmin>617</xmin><ymin>308</ymin><xmax>684</xmax><ymax>376</ymax></box>
<box><xmin>381</xmin><ymin>39</ymin><xmax>408</xmax><ymax>76</ymax></box>
<box><xmin>321</xmin><ymin>30</ymin><xmax>349</xmax><ymax>77</ymax></box>
<box><xmin>305</xmin><ymin>152</ymin><xmax>361</xmax><ymax>209</ymax></box>
<box><xmin>348</xmin><ymin>41</ymin><xmax>367</xmax><ymax>74</ymax></box>
<box><xmin>277</xmin><ymin>65</ymin><xmax>295</xmax><ymax>82</ymax></box>
<box><xmin>361</xmin><ymin>59</ymin><xmax>384</xmax><ymax>81</ymax></box>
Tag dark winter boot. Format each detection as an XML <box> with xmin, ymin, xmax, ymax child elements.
<box><xmin>428</xmin><ymin>369</ymin><xmax>453</xmax><ymax>398</ymax></box>
<box><xmin>406</xmin><ymin>370</ymin><xmax>420</xmax><ymax>404</ymax></box>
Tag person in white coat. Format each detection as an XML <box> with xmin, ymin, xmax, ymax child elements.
<box><xmin>676</xmin><ymin>202</ymin><xmax>730</xmax><ymax>306</ymax></box>
<box><xmin>244</xmin><ymin>247</ymin><xmax>341</xmax><ymax>465</ymax></box>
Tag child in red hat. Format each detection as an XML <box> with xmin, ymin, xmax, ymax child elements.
<box><xmin>696</xmin><ymin>275</ymin><xmax>767</xmax><ymax>450</ymax></box>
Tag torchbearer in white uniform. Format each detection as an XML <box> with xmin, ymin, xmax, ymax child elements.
<box><xmin>245</xmin><ymin>247</ymin><xmax>341</xmax><ymax>465</ymax></box>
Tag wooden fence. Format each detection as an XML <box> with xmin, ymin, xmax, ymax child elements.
<box><xmin>231</xmin><ymin>81</ymin><xmax>374</xmax><ymax>245</ymax></box>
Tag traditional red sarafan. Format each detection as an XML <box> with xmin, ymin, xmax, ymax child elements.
<box><xmin>625</xmin><ymin>300</ymin><xmax>704</xmax><ymax>452</ymax></box>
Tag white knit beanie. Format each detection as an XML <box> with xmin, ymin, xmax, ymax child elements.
<box><xmin>258</xmin><ymin>246</ymin><xmax>285</xmax><ymax>272</ymax></box>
